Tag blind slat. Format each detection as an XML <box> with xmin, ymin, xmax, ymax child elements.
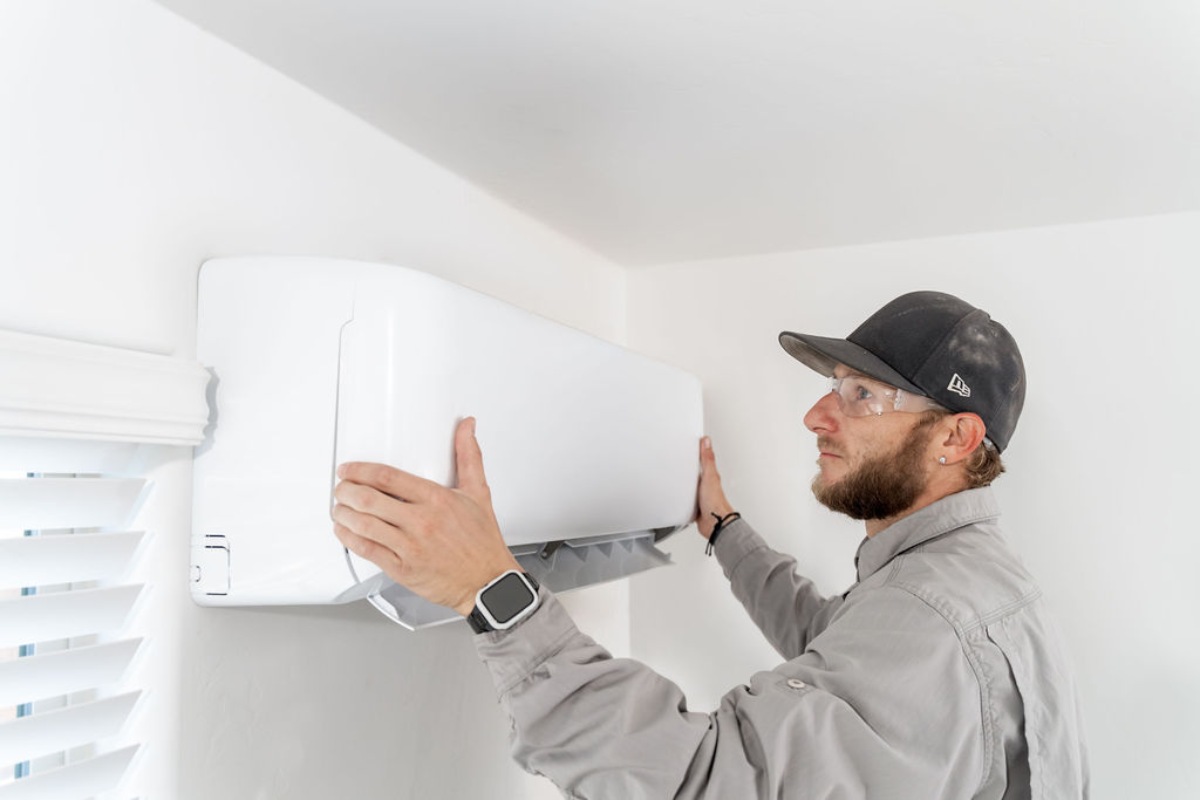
<box><xmin>0</xmin><ymin>437</ymin><xmax>140</xmax><ymax>475</ymax></box>
<box><xmin>0</xmin><ymin>692</ymin><xmax>140</xmax><ymax>768</ymax></box>
<box><xmin>0</xmin><ymin>478</ymin><xmax>146</xmax><ymax>530</ymax></box>
<box><xmin>0</xmin><ymin>745</ymin><xmax>139</xmax><ymax>800</ymax></box>
<box><xmin>0</xmin><ymin>586</ymin><xmax>142</xmax><ymax>649</ymax></box>
<box><xmin>0</xmin><ymin>639</ymin><xmax>143</xmax><ymax>708</ymax></box>
<box><xmin>0</xmin><ymin>531</ymin><xmax>146</xmax><ymax>589</ymax></box>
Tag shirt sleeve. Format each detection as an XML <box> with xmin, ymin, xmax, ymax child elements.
<box><xmin>713</xmin><ymin>518</ymin><xmax>845</xmax><ymax>660</ymax></box>
<box><xmin>474</xmin><ymin>584</ymin><xmax>985</xmax><ymax>800</ymax></box>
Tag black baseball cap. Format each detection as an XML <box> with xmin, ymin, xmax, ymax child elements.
<box><xmin>779</xmin><ymin>291</ymin><xmax>1026</xmax><ymax>452</ymax></box>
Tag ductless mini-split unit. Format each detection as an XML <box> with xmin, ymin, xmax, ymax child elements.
<box><xmin>191</xmin><ymin>257</ymin><xmax>703</xmax><ymax>629</ymax></box>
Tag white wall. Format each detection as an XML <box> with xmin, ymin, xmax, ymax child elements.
<box><xmin>626</xmin><ymin>210</ymin><xmax>1200</xmax><ymax>800</ymax></box>
<box><xmin>1</xmin><ymin>2</ymin><xmax>629</xmax><ymax>798</ymax></box>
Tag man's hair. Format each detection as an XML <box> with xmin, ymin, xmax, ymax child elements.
<box><xmin>965</xmin><ymin>442</ymin><xmax>1005</xmax><ymax>488</ymax></box>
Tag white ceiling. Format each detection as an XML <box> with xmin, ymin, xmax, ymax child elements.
<box><xmin>153</xmin><ymin>0</ymin><xmax>1200</xmax><ymax>266</ymax></box>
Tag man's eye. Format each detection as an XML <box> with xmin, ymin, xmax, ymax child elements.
<box><xmin>853</xmin><ymin>384</ymin><xmax>873</xmax><ymax>401</ymax></box>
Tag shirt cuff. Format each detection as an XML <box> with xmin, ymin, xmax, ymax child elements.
<box><xmin>712</xmin><ymin>517</ymin><xmax>770</xmax><ymax>582</ymax></box>
<box><xmin>472</xmin><ymin>587</ymin><xmax>583</xmax><ymax>696</ymax></box>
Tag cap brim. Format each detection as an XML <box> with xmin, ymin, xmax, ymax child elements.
<box><xmin>778</xmin><ymin>332</ymin><xmax>924</xmax><ymax>395</ymax></box>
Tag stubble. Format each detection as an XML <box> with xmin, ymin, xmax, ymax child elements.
<box><xmin>811</xmin><ymin>417</ymin><xmax>939</xmax><ymax>521</ymax></box>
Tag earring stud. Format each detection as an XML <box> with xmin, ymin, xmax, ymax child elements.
<box><xmin>938</xmin><ymin>456</ymin><xmax>948</xmax><ymax>465</ymax></box>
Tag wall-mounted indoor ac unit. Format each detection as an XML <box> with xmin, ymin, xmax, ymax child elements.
<box><xmin>191</xmin><ymin>257</ymin><xmax>703</xmax><ymax>629</ymax></box>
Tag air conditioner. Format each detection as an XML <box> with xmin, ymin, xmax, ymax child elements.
<box><xmin>191</xmin><ymin>257</ymin><xmax>703</xmax><ymax>629</ymax></box>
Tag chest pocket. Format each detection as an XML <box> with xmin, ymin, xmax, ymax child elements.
<box><xmin>986</xmin><ymin>609</ymin><xmax>1088</xmax><ymax>799</ymax></box>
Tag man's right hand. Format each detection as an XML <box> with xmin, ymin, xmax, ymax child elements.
<box><xmin>696</xmin><ymin>436</ymin><xmax>736</xmax><ymax>540</ymax></box>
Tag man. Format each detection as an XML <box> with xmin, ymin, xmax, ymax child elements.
<box><xmin>333</xmin><ymin>291</ymin><xmax>1089</xmax><ymax>799</ymax></box>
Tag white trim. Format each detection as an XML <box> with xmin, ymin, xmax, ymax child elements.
<box><xmin>0</xmin><ymin>330</ymin><xmax>209</xmax><ymax>445</ymax></box>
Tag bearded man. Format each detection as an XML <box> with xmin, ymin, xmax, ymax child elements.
<box><xmin>333</xmin><ymin>291</ymin><xmax>1090</xmax><ymax>799</ymax></box>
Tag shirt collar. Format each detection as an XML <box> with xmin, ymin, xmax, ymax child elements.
<box><xmin>854</xmin><ymin>487</ymin><xmax>1002</xmax><ymax>582</ymax></box>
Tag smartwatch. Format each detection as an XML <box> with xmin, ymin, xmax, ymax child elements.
<box><xmin>466</xmin><ymin>570</ymin><xmax>540</xmax><ymax>633</ymax></box>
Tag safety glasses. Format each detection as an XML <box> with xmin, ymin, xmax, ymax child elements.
<box><xmin>828</xmin><ymin>374</ymin><xmax>943</xmax><ymax>417</ymax></box>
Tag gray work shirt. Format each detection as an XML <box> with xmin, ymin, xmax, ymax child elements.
<box><xmin>474</xmin><ymin>487</ymin><xmax>1089</xmax><ymax>799</ymax></box>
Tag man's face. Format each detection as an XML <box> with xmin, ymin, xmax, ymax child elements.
<box><xmin>804</xmin><ymin>367</ymin><xmax>941</xmax><ymax>521</ymax></box>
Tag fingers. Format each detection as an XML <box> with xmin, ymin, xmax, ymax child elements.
<box><xmin>454</xmin><ymin>417</ymin><xmax>490</xmax><ymax>498</ymax></box>
<box><xmin>338</xmin><ymin>417</ymin><xmax>491</xmax><ymax>503</ymax></box>
<box><xmin>696</xmin><ymin>435</ymin><xmax>734</xmax><ymax>537</ymax></box>
<box><xmin>700</xmin><ymin>435</ymin><xmax>719</xmax><ymax>477</ymax></box>
<box><xmin>700</xmin><ymin>438</ymin><xmax>715</xmax><ymax>482</ymax></box>
<box><xmin>333</xmin><ymin>478</ymin><xmax>415</xmax><ymax>530</ymax></box>
<box><xmin>333</xmin><ymin>519</ymin><xmax>404</xmax><ymax>574</ymax></box>
<box><xmin>337</xmin><ymin>461</ymin><xmax>437</xmax><ymax>504</ymax></box>
<box><xmin>331</xmin><ymin>477</ymin><xmax>418</xmax><ymax>570</ymax></box>
<box><xmin>331</xmin><ymin>497</ymin><xmax>403</xmax><ymax>547</ymax></box>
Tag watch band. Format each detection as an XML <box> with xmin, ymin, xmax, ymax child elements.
<box><xmin>467</xmin><ymin>572</ymin><xmax>540</xmax><ymax>633</ymax></box>
<box><xmin>466</xmin><ymin>607</ymin><xmax>489</xmax><ymax>634</ymax></box>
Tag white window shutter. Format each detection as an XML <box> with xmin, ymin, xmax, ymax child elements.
<box><xmin>0</xmin><ymin>330</ymin><xmax>208</xmax><ymax>798</ymax></box>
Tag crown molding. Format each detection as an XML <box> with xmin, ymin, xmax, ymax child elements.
<box><xmin>0</xmin><ymin>330</ymin><xmax>210</xmax><ymax>445</ymax></box>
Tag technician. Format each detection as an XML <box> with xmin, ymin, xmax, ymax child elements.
<box><xmin>332</xmin><ymin>290</ymin><xmax>1090</xmax><ymax>799</ymax></box>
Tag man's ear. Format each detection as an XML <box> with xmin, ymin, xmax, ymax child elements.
<box><xmin>937</xmin><ymin>413</ymin><xmax>987</xmax><ymax>465</ymax></box>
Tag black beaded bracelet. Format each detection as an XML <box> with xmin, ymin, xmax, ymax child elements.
<box><xmin>705</xmin><ymin>511</ymin><xmax>741</xmax><ymax>556</ymax></box>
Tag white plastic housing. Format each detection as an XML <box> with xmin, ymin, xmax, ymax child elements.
<box><xmin>191</xmin><ymin>257</ymin><xmax>703</xmax><ymax>629</ymax></box>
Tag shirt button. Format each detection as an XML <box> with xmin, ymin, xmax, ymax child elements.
<box><xmin>787</xmin><ymin>679</ymin><xmax>807</xmax><ymax>690</ymax></box>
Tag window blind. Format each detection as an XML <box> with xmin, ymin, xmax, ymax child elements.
<box><xmin>0</xmin><ymin>466</ymin><xmax>146</xmax><ymax>798</ymax></box>
<box><xmin>0</xmin><ymin>329</ymin><xmax>208</xmax><ymax>798</ymax></box>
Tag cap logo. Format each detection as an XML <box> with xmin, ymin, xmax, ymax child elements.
<box><xmin>947</xmin><ymin>373</ymin><xmax>972</xmax><ymax>398</ymax></box>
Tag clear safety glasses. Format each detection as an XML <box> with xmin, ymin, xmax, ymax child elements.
<box><xmin>828</xmin><ymin>374</ymin><xmax>944</xmax><ymax>418</ymax></box>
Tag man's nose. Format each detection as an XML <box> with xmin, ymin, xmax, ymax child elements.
<box><xmin>804</xmin><ymin>389</ymin><xmax>841</xmax><ymax>433</ymax></box>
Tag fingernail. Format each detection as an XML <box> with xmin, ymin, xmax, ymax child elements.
<box><xmin>337</xmin><ymin>464</ymin><xmax>346</xmax><ymax>478</ymax></box>
<box><xmin>702</xmin><ymin>436</ymin><xmax>711</xmax><ymax>449</ymax></box>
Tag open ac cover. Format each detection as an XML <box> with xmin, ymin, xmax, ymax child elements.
<box><xmin>191</xmin><ymin>257</ymin><xmax>703</xmax><ymax>629</ymax></box>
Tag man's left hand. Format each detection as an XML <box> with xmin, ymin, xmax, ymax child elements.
<box><xmin>695</xmin><ymin>435</ymin><xmax>735</xmax><ymax>539</ymax></box>
<box><xmin>332</xmin><ymin>417</ymin><xmax>521</xmax><ymax>617</ymax></box>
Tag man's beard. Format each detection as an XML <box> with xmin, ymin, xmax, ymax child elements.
<box><xmin>811</xmin><ymin>419</ymin><xmax>936</xmax><ymax>521</ymax></box>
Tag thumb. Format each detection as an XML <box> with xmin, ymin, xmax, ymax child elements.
<box><xmin>454</xmin><ymin>417</ymin><xmax>490</xmax><ymax>499</ymax></box>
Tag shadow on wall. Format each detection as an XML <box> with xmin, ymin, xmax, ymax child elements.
<box><xmin>176</xmin><ymin>600</ymin><xmax>527</xmax><ymax>799</ymax></box>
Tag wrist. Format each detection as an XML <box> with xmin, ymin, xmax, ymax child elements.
<box><xmin>465</xmin><ymin>569</ymin><xmax>541</xmax><ymax>633</ymax></box>
<box><xmin>705</xmin><ymin>510</ymin><xmax>741</xmax><ymax>556</ymax></box>
<box><xmin>703</xmin><ymin>504</ymin><xmax>736</xmax><ymax>538</ymax></box>
<box><xmin>454</xmin><ymin>596</ymin><xmax>477</xmax><ymax>618</ymax></box>
<box><xmin>455</xmin><ymin>558</ymin><xmax>523</xmax><ymax>617</ymax></box>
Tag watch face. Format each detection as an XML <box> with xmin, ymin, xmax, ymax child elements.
<box><xmin>480</xmin><ymin>572</ymin><xmax>537</xmax><ymax>625</ymax></box>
